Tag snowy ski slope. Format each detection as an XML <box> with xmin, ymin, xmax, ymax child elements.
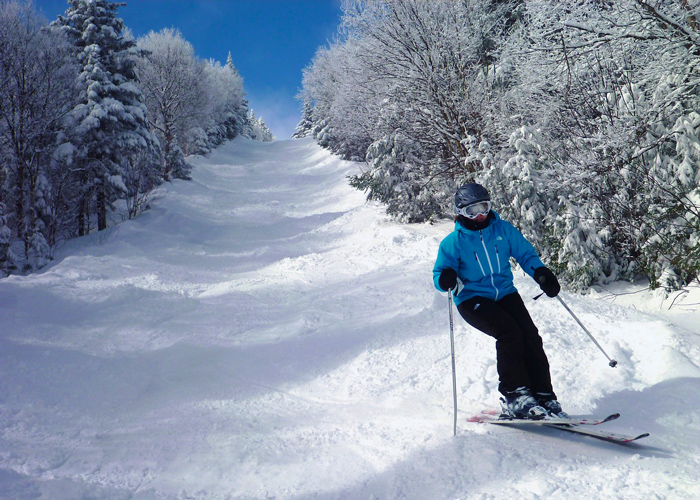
<box><xmin>1</xmin><ymin>137</ymin><xmax>699</xmax><ymax>499</ymax></box>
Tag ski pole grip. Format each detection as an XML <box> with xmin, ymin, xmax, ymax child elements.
<box><xmin>533</xmin><ymin>272</ymin><xmax>546</xmax><ymax>300</ymax></box>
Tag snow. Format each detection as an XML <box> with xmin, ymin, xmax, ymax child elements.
<box><xmin>1</xmin><ymin>137</ymin><xmax>700</xmax><ymax>500</ymax></box>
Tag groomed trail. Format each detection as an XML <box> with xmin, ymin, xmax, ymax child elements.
<box><xmin>1</xmin><ymin>137</ymin><xmax>699</xmax><ymax>500</ymax></box>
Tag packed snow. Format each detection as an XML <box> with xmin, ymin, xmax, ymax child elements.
<box><xmin>1</xmin><ymin>137</ymin><xmax>699</xmax><ymax>500</ymax></box>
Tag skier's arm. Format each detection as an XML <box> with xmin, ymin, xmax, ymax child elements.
<box><xmin>503</xmin><ymin>221</ymin><xmax>545</xmax><ymax>279</ymax></box>
<box><xmin>433</xmin><ymin>235</ymin><xmax>460</xmax><ymax>292</ymax></box>
<box><xmin>504</xmin><ymin>222</ymin><xmax>561</xmax><ymax>296</ymax></box>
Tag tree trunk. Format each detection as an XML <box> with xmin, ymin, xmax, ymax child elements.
<box><xmin>97</xmin><ymin>185</ymin><xmax>107</xmax><ymax>231</ymax></box>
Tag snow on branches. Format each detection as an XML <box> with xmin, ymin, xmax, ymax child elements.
<box><xmin>0</xmin><ymin>1</ymin><xmax>262</xmax><ymax>275</ymax></box>
<box><xmin>300</xmin><ymin>0</ymin><xmax>700</xmax><ymax>290</ymax></box>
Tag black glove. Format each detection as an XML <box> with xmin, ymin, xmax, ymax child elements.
<box><xmin>534</xmin><ymin>266</ymin><xmax>560</xmax><ymax>297</ymax></box>
<box><xmin>438</xmin><ymin>267</ymin><xmax>458</xmax><ymax>291</ymax></box>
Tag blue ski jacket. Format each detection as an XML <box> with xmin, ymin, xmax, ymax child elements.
<box><xmin>433</xmin><ymin>212</ymin><xmax>545</xmax><ymax>306</ymax></box>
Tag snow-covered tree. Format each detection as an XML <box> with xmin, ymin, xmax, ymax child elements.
<box><xmin>136</xmin><ymin>30</ymin><xmax>251</xmax><ymax>176</ymax></box>
<box><xmin>510</xmin><ymin>0</ymin><xmax>700</xmax><ymax>289</ymax></box>
<box><xmin>0</xmin><ymin>1</ymin><xmax>78</xmax><ymax>270</ymax></box>
<box><xmin>247</xmin><ymin>110</ymin><xmax>274</xmax><ymax>142</ymax></box>
<box><xmin>302</xmin><ymin>0</ymin><xmax>700</xmax><ymax>289</ymax></box>
<box><xmin>226</xmin><ymin>51</ymin><xmax>240</xmax><ymax>78</ymax></box>
<box><xmin>220</xmin><ymin>52</ymin><xmax>249</xmax><ymax>141</ymax></box>
<box><xmin>350</xmin><ymin>131</ymin><xmax>449</xmax><ymax>222</ymax></box>
<box><xmin>53</xmin><ymin>0</ymin><xmax>159</xmax><ymax>232</ymax></box>
<box><xmin>135</xmin><ymin>28</ymin><xmax>204</xmax><ymax>180</ymax></box>
<box><xmin>0</xmin><ymin>2</ymin><xmax>254</xmax><ymax>277</ymax></box>
<box><xmin>195</xmin><ymin>57</ymin><xmax>248</xmax><ymax>151</ymax></box>
<box><xmin>292</xmin><ymin>98</ymin><xmax>314</xmax><ymax>139</ymax></box>
<box><xmin>302</xmin><ymin>0</ymin><xmax>521</xmax><ymax>221</ymax></box>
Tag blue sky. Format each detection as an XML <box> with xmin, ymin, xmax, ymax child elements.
<box><xmin>35</xmin><ymin>0</ymin><xmax>344</xmax><ymax>139</ymax></box>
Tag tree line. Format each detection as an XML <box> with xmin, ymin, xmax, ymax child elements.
<box><xmin>296</xmin><ymin>0</ymin><xmax>700</xmax><ymax>291</ymax></box>
<box><xmin>0</xmin><ymin>0</ymin><xmax>272</xmax><ymax>276</ymax></box>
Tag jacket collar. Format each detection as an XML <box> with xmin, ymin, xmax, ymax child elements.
<box><xmin>455</xmin><ymin>211</ymin><xmax>499</xmax><ymax>234</ymax></box>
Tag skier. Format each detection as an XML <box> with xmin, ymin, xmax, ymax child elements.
<box><xmin>433</xmin><ymin>183</ymin><xmax>567</xmax><ymax>419</ymax></box>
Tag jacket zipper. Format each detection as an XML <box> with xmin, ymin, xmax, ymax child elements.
<box><xmin>480</xmin><ymin>231</ymin><xmax>499</xmax><ymax>300</ymax></box>
<box><xmin>474</xmin><ymin>251</ymin><xmax>487</xmax><ymax>276</ymax></box>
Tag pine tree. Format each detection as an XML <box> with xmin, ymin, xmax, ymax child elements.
<box><xmin>53</xmin><ymin>0</ymin><xmax>159</xmax><ymax>232</ymax></box>
<box><xmin>226</xmin><ymin>51</ymin><xmax>240</xmax><ymax>78</ymax></box>
<box><xmin>350</xmin><ymin>132</ymin><xmax>449</xmax><ymax>222</ymax></box>
<box><xmin>256</xmin><ymin>116</ymin><xmax>274</xmax><ymax>142</ymax></box>
<box><xmin>247</xmin><ymin>110</ymin><xmax>274</xmax><ymax>142</ymax></box>
<box><xmin>292</xmin><ymin>99</ymin><xmax>314</xmax><ymax>139</ymax></box>
<box><xmin>223</xmin><ymin>53</ymin><xmax>248</xmax><ymax>140</ymax></box>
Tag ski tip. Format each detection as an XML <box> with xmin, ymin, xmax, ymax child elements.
<box><xmin>598</xmin><ymin>413</ymin><xmax>621</xmax><ymax>424</ymax></box>
<box><xmin>625</xmin><ymin>432</ymin><xmax>650</xmax><ymax>442</ymax></box>
<box><xmin>604</xmin><ymin>431</ymin><xmax>650</xmax><ymax>443</ymax></box>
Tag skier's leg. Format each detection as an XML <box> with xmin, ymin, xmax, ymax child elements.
<box><xmin>456</xmin><ymin>296</ymin><xmax>530</xmax><ymax>395</ymax></box>
<box><xmin>496</xmin><ymin>292</ymin><xmax>555</xmax><ymax>397</ymax></box>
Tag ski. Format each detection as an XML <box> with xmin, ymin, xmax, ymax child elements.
<box><xmin>543</xmin><ymin>423</ymin><xmax>650</xmax><ymax>443</ymax></box>
<box><xmin>467</xmin><ymin>411</ymin><xmax>649</xmax><ymax>443</ymax></box>
<box><xmin>467</xmin><ymin>412</ymin><xmax>620</xmax><ymax>426</ymax></box>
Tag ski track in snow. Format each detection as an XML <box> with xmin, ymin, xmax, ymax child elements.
<box><xmin>1</xmin><ymin>137</ymin><xmax>699</xmax><ymax>500</ymax></box>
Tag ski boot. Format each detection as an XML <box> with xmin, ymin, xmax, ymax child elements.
<box><xmin>536</xmin><ymin>392</ymin><xmax>570</xmax><ymax>419</ymax></box>
<box><xmin>501</xmin><ymin>387</ymin><xmax>548</xmax><ymax>420</ymax></box>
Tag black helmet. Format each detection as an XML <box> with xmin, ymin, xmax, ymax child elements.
<box><xmin>454</xmin><ymin>183</ymin><xmax>490</xmax><ymax>209</ymax></box>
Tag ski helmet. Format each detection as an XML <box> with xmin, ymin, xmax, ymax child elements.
<box><xmin>454</xmin><ymin>183</ymin><xmax>490</xmax><ymax>209</ymax></box>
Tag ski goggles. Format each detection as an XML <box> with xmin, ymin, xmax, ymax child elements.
<box><xmin>455</xmin><ymin>200</ymin><xmax>491</xmax><ymax>219</ymax></box>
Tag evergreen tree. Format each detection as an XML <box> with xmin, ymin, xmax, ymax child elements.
<box><xmin>53</xmin><ymin>0</ymin><xmax>159</xmax><ymax>232</ymax></box>
<box><xmin>247</xmin><ymin>110</ymin><xmax>274</xmax><ymax>142</ymax></box>
<box><xmin>256</xmin><ymin>116</ymin><xmax>274</xmax><ymax>142</ymax></box>
<box><xmin>292</xmin><ymin>98</ymin><xmax>314</xmax><ymax>139</ymax></box>
<box><xmin>226</xmin><ymin>51</ymin><xmax>240</xmax><ymax>78</ymax></box>
<box><xmin>223</xmin><ymin>53</ymin><xmax>248</xmax><ymax>140</ymax></box>
<box><xmin>350</xmin><ymin>132</ymin><xmax>450</xmax><ymax>222</ymax></box>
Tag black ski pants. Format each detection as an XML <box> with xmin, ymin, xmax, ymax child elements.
<box><xmin>456</xmin><ymin>291</ymin><xmax>555</xmax><ymax>397</ymax></box>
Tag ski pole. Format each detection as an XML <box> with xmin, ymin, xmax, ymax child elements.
<box><xmin>448</xmin><ymin>288</ymin><xmax>458</xmax><ymax>436</ymax></box>
<box><xmin>555</xmin><ymin>295</ymin><xmax>618</xmax><ymax>368</ymax></box>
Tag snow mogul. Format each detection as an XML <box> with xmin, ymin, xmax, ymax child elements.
<box><xmin>433</xmin><ymin>183</ymin><xmax>566</xmax><ymax>420</ymax></box>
